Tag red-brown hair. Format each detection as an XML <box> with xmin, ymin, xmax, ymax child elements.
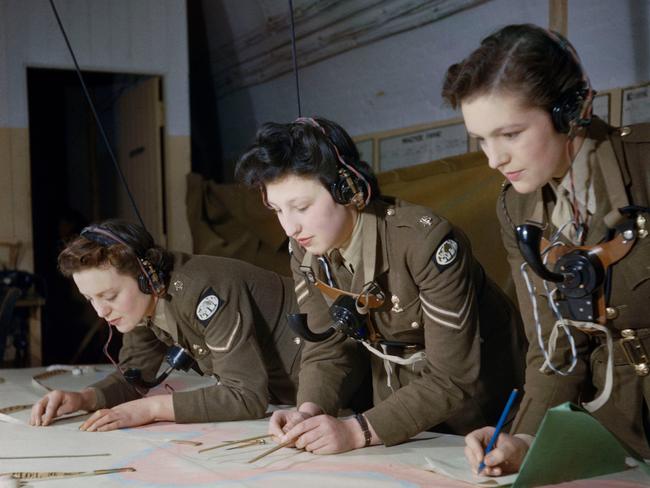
<box><xmin>58</xmin><ymin>219</ymin><xmax>173</xmax><ymax>287</ymax></box>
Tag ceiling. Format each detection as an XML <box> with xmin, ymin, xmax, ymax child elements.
<box><xmin>198</xmin><ymin>0</ymin><xmax>486</xmax><ymax>97</ymax></box>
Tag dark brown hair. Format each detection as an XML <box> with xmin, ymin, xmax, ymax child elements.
<box><xmin>235</xmin><ymin>116</ymin><xmax>379</xmax><ymax>201</ymax></box>
<box><xmin>442</xmin><ymin>24</ymin><xmax>585</xmax><ymax>112</ymax></box>
<box><xmin>58</xmin><ymin>219</ymin><xmax>173</xmax><ymax>286</ymax></box>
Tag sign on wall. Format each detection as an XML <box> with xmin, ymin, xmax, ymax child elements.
<box><xmin>622</xmin><ymin>83</ymin><xmax>650</xmax><ymax>125</ymax></box>
<box><xmin>378</xmin><ymin>122</ymin><xmax>468</xmax><ymax>171</ymax></box>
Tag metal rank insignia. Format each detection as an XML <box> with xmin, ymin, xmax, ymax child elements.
<box><xmin>391</xmin><ymin>294</ymin><xmax>404</xmax><ymax>313</ymax></box>
<box><xmin>173</xmin><ymin>280</ymin><xmax>183</xmax><ymax>291</ymax></box>
<box><xmin>419</xmin><ymin>216</ymin><xmax>432</xmax><ymax>226</ymax></box>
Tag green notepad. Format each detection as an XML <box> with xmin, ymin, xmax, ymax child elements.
<box><xmin>512</xmin><ymin>402</ymin><xmax>650</xmax><ymax>487</ymax></box>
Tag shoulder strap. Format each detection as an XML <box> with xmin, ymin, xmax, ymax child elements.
<box><xmin>597</xmin><ymin>133</ymin><xmax>631</xmax><ymax>229</ymax></box>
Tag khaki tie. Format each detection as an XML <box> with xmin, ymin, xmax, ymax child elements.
<box><xmin>329</xmin><ymin>249</ymin><xmax>353</xmax><ymax>290</ymax></box>
<box><xmin>551</xmin><ymin>188</ymin><xmax>579</xmax><ymax>243</ymax></box>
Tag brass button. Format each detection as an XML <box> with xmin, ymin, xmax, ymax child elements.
<box><xmin>293</xmin><ymin>337</ymin><xmax>301</xmax><ymax>345</ymax></box>
<box><xmin>637</xmin><ymin>215</ymin><xmax>647</xmax><ymax>239</ymax></box>
<box><xmin>620</xmin><ymin>126</ymin><xmax>632</xmax><ymax>137</ymax></box>
<box><xmin>411</xmin><ymin>321</ymin><xmax>420</xmax><ymax>329</ymax></box>
<box><xmin>605</xmin><ymin>307</ymin><xmax>618</xmax><ymax>320</ymax></box>
<box><xmin>386</xmin><ymin>208</ymin><xmax>396</xmax><ymax>216</ymax></box>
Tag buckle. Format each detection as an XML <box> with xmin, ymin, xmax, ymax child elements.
<box><xmin>299</xmin><ymin>265</ymin><xmax>316</xmax><ymax>284</ymax></box>
<box><xmin>619</xmin><ymin>329</ymin><xmax>650</xmax><ymax>376</ymax></box>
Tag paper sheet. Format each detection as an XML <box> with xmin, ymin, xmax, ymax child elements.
<box><xmin>425</xmin><ymin>452</ymin><xmax>517</xmax><ymax>486</ymax></box>
<box><xmin>513</xmin><ymin>402</ymin><xmax>650</xmax><ymax>488</ymax></box>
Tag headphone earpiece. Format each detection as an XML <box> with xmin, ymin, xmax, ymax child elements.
<box><xmin>551</xmin><ymin>87</ymin><xmax>589</xmax><ymax>134</ymax></box>
<box><xmin>544</xmin><ymin>29</ymin><xmax>594</xmax><ymax>135</ymax></box>
<box><xmin>137</xmin><ymin>258</ymin><xmax>165</xmax><ymax>296</ymax></box>
<box><xmin>330</xmin><ymin>167</ymin><xmax>365</xmax><ymax>209</ymax></box>
<box><xmin>294</xmin><ymin>117</ymin><xmax>371</xmax><ymax>210</ymax></box>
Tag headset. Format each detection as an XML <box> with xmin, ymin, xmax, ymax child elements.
<box><xmin>294</xmin><ymin>117</ymin><xmax>372</xmax><ymax>210</ymax></box>
<box><xmin>545</xmin><ymin>29</ymin><xmax>595</xmax><ymax>135</ymax></box>
<box><xmin>80</xmin><ymin>223</ymin><xmax>166</xmax><ymax>297</ymax></box>
<box><xmin>511</xmin><ymin>29</ymin><xmax>604</xmax><ymax>304</ymax></box>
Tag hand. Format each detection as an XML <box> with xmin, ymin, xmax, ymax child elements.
<box><xmin>280</xmin><ymin>414</ymin><xmax>366</xmax><ymax>454</ymax></box>
<box><xmin>30</xmin><ymin>389</ymin><xmax>95</xmax><ymax>427</ymax></box>
<box><xmin>464</xmin><ymin>427</ymin><xmax>532</xmax><ymax>476</ymax></box>
<box><xmin>268</xmin><ymin>409</ymin><xmax>315</xmax><ymax>445</ymax></box>
<box><xmin>80</xmin><ymin>395</ymin><xmax>173</xmax><ymax>432</ymax></box>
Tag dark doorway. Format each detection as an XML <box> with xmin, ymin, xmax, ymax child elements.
<box><xmin>27</xmin><ymin>68</ymin><xmax>152</xmax><ymax>365</ymax></box>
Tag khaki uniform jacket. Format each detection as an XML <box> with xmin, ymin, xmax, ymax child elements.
<box><xmin>500</xmin><ymin>119</ymin><xmax>650</xmax><ymax>456</ymax></box>
<box><xmin>293</xmin><ymin>198</ymin><xmax>526</xmax><ymax>446</ymax></box>
<box><xmin>90</xmin><ymin>253</ymin><xmax>302</xmax><ymax>423</ymax></box>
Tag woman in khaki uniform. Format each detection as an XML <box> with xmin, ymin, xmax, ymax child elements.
<box><xmin>443</xmin><ymin>24</ymin><xmax>650</xmax><ymax>474</ymax></box>
<box><xmin>236</xmin><ymin>117</ymin><xmax>525</xmax><ymax>453</ymax></box>
<box><xmin>30</xmin><ymin>220</ymin><xmax>302</xmax><ymax>430</ymax></box>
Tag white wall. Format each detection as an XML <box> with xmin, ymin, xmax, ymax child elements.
<box><xmin>0</xmin><ymin>0</ymin><xmax>191</xmax><ymax>265</ymax></box>
<box><xmin>0</xmin><ymin>0</ymin><xmax>189</xmax><ymax>135</ymax></box>
<box><xmin>217</xmin><ymin>0</ymin><xmax>650</xmax><ymax>165</ymax></box>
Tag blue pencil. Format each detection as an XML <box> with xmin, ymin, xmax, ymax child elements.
<box><xmin>477</xmin><ymin>388</ymin><xmax>519</xmax><ymax>474</ymax></box>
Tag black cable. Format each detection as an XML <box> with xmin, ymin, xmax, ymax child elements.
<box><xmin>288</xmin><ymin>0</ymin><xmax>302</xmax><ymax>117</ymax></box>
<box><xmin>48</xmin><ymin>0</ymin><xmax>146</xmax><ymax>230</ymax></box>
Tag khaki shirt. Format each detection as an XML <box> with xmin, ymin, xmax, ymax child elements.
<box><xmin>499</xmin><ymin>119</ymin><xmax>650</xmax><ymax>456</ymax></box>
<box><xmin>293</xmin><ymin>198</ymin><xmax>526</xmax><ymax>446</ymax></box>
<box><xmin>90</xmin><ymin>253</ymin><xmax>302</xmax><ymax>423</ymax></box>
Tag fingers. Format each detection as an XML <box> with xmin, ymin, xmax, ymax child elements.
<box><xmin>32</xmin><ymin>391</ymin><xmax>70</xmax><ymax>427</ymax></box>
<box><xmin>80</xmin><ymin>409</ymin><xmax>120</xmax><ymax>432</ymax></box>
<box><xmin>282</xmin><ymin>411</ymin><xmax>309</xmax><ymax>433</ymax></box>
<box><xmin>470</xmin><ymin>431</ymin><xmax>526</xmax><ymax>477</ymax></box>
<box><xmin>269</xmin><ymin>410</ymin><xmax>311</xmax><ymax>444</ymax></box>
<box><xmin>30</xmin><ymin>397</ymin><xmax>48</xmax><ymax>426</ymax></box>
<box><xmin>480</xmin><ymin>445</ymin><xmax>508</xmax><ymax>477</ymax></box>
<box><xmin>464</xmin><ymin>427</ymin><xmax>495</xmax><ymax>473</ymax></box>
<box><xmin>268</xmin><ymin>411</ymin><xmax>290</xmax><ymax>439</ymax></box>
<box><xmin>281</xmin><ymin>415</ymin><xmax>319</xmax><ymax>447</ymax></box>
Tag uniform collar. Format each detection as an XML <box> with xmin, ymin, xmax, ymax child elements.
<box><xmin>337</xmin><ymin>211</ymin><xmax>363</xmax><ymax>274</ymax></box>
<box><xmin>348</xmin><ymin>204</ymin><xmax>389</xmax><ymax>292</ymax></box>
<box><xmin>551</xmin><ymin>136</ymin><xmax>598</xmax><ymax>217</ymax></box>
<box><xmin>150</xmin><ymin>296</ymin><xmax>179</xmax><ymax>342</ymax></box>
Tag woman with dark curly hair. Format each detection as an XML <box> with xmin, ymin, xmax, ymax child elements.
<box><xmin>30</xmin><ymin>219</ymin><xmax>302</xmax><ymax>431</ymax></box>
<box><xmin>236</xmin><ymin>116</ymin><xmax>525</xmax><ymax>454</ymax></box>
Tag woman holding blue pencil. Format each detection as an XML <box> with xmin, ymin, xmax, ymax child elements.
<box><xmin>443</xmin><ymin>24</ymin><xmax>650</xmax><ymax>475</ymax></box>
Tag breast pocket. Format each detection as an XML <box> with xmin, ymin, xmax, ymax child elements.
<box><xmin>373</xmin><ymin>292</ymin><xmax>425</xmax><ymax>344</ymax></box>
<box><xmin>612</xmin><ymin>236</ymin><xmax>650</xmax><ymax>328</ymax></box>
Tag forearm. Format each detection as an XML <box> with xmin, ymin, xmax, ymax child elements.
<box><xmin>79</xmin><ymin>388</ymin><xmax>98</xmax><ymax>411</ymax></box>
<box><xmin>364</xmin><ymin>375</ymin><xmax>469</xmax><ymax>446</ymax></box>
<box><xmin>148</xmin><ymin>394</ymin><xmax>175</xmax><ymax>422</ymax></box>
<box><xmin>91</xmin><ymin>373</ymin><xmax>144</xmax><ymax>409</ymax></box>
<box><xmin>173</xmin><ymin>384</ymin><xmax>267</xmax><ymax>423</ymax></box>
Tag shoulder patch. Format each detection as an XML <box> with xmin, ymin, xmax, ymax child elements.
<box><xmin>196</xmin><ymin>287</ymin><xmax>221</xmax><ymax>326</ymax></box>
<box><xmin>433</xmin><ymin>234</ymin><xmax>459</xmax><ymax>271</ymax></box>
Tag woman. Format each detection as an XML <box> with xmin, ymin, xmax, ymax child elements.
<box><xmin>30</xmin><ymin>220</ymin><xmax>302</xmax><ymax>431</ymax></box>
<box><xmin>443</xmin><ymin>24</ymin><xmax>650</xmax><ymax>474</ymax></box>
<box><xmin>236</xmin><ymin>116</ymin><xmax>525</xmax><ymax>454</ymax></box>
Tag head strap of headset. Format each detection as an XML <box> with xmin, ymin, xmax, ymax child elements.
<box><xmin>80</xmin><ymin>225</ymin><xmax>166</xmax><ymax>297</ymax></box>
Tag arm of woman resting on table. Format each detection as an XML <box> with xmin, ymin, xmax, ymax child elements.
<box><xmin>30</xmin><ymin>389</ymin><xmax>174</xmax><ymax>431</ymax></box>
